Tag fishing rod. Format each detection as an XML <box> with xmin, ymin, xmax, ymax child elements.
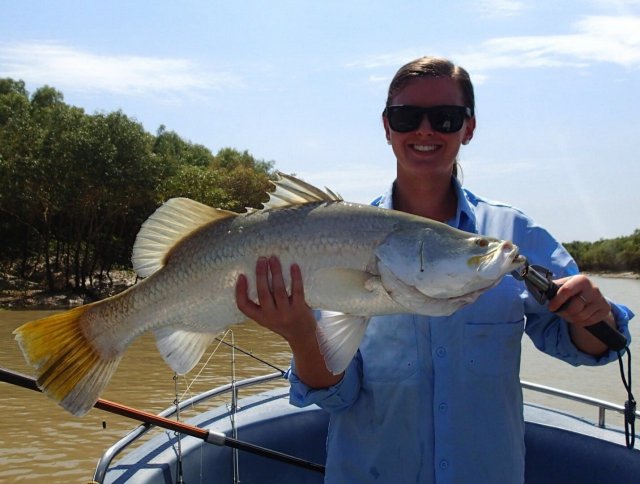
<box><xmin>0</xmin><ymin>367</ymin><xmax>326</xmax><ymax>475</ymax></box>
<box><xmin>214</xmin><ymin>336</ymin><xmax>286</xmax><ymax>374</ymax></box>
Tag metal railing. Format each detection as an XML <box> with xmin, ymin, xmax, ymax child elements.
<box><xmin>521</xmin><ymin>380</ymin><xmax>639</xmax><ymax>428</ymax></box>
<box><xmin>92</xmin><ymin>371</ymin><xmax>285</xmax><ymax>483</ymax></box>
<box><xmin>93</xmin><ymin>375</ymin><xmax>638</xmax><ymax>482</ymax></box>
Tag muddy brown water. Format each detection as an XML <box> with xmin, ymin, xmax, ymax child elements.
<box><xmin>1</xmin><ymin>275</ymin><xmax>638</xmax><ymax>482</ymax></box>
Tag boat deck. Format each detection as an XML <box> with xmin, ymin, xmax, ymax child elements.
<box><xmin>99</xmin><ymin>377</ymin><xmax>640</xmax><ymax>483</ymax></box>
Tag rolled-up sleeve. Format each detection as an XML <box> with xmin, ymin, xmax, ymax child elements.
<box><xmin>606</xmin><ymin>300</ymin><xmax>634</xmax><ymax>352</ymax></box>
<box><xmin>289</xmin><ymin>351</ymin><xmax>362</xmax><ymax>412</ymax></box>
<box><xmin>525</xmin><ymin>300</ymin><xmax>634</xmax><ymax>366</ymax></box>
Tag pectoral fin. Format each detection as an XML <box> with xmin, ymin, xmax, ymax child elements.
<box><xmin>316</xmin><ymin>311</ymin><xmax>370</xmax><ymax>374</ymax></box>
<box><xmin>310</xmin><ymin>267</ymin><xmax>396</xmax><ymax>314</ymax></box>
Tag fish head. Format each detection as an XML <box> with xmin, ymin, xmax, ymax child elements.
<box><xmin>376</xmin><ymin>225</ymin><xmax>525</xmax><ymax>299</ymax></box>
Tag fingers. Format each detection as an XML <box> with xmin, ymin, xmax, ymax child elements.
<box><xmin>290</xmin><ymin>262</ymin><xmax>305</xmax><ymax>302</ymax></box>
<box><xmin>548</xmin><ymin>275</ymin><xmax>611</xmax><ymax>326</ymax></box>
<box><xmin>235</xmin><ymin>273</ymin><xmax>260</xmax><ymax>320</ymax></box>
<box><xmin>235</xmin><ymin>256</ymin><xmax>306</xmax><ymax>319</ymax></box>
<box><xmin>255</xmin><ymin>256</ymin><xmax>277</xmax><ymax>311</ymax></box>
<box><xmin>267</xmin><ymin>256</ymin><xmax>291</xmax><ymax>309</ymax></box>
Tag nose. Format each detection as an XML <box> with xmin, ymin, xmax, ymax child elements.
<box><xmin>415</xmin><ymin>113</ymin><xmax>434</xmax><ymax>134</ymax></box>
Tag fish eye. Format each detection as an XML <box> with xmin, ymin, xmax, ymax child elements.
<box><xmin>475</xmin><ymin>238</ymin><xmax>489</xmax><ymax>248</ymax></box>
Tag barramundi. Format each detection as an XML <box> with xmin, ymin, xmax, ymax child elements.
<box><xmin>15</xmin><ymin>173</ymin><xmax>524</xmax><ymax>416</ymax></box>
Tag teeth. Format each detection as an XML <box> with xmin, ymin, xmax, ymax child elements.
<box><xmin>413</xmin><ymin>144</ymin><xmax>437</xmax><ymax>152</ymax></box>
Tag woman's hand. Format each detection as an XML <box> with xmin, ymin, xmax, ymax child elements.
<box><xmin>235</xmin><ymin>255</ymin><xmax>316</xmax><ymax>342</ymax></box>
<box><xmin>235</xmin><ymin>256</ymin><xmax>343</xmax><ymax>388</ymax></box>
<box><xmin>547</xmin><ymin>274</ymin><xmax>617</xmax><ymax>355</ymax></box>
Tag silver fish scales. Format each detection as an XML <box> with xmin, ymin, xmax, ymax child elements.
<box><xmin>15</xmin><ymin>173</ymin><xmax>524</xmax><ymax>415</ymax></box>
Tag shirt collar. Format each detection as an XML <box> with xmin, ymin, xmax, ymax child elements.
<box><xmin>373</xmin><ymin>177</ymin><xmax>477</xmax><ymax>232</ymax></box>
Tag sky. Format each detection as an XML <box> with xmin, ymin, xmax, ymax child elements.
<box><xmin>1</xmin><ymin>0</ymin><xmax>639</xmax><ymax>242</ymax></box>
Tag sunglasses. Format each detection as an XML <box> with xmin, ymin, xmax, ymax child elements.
<box><xmin>385</xmin><ymin>105</ymin><xmax>473</xmax><ymax>134</ymax></box>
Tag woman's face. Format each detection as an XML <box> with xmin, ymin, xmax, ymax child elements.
<box><xmin>384</xmin><ymin>77</ymin><xmax>475</xmax><ymax>180</ymax></box>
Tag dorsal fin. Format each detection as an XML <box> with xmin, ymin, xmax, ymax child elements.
<box><xmin>264</xmin><ymin>172</ymin><xmax>343</xmax><ymax>210</ymax></box>
<box><xmin>132</xmin><ymin>198</ymin><xmax>237</xmax><ymax>278</ymax></box>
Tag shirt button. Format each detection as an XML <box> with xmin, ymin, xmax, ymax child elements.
<box><xmin>439</xmin><ymin>459</ymin><xmax>449</xmax><ymax>470</ymax></box>
<box><xmin>439</xmin><ymin>403</ymin><xmax>448</xmax><ymax>412</ymax></box>
<box><xmin>436</xmin><ymin>347</ymin><xmax>446</xmax><ymax>357</ymax></box>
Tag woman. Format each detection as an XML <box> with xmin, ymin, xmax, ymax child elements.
<box><xmin>235</xmin><ymin>57</ymin><xmax>633</xmax><ymax>483</ymax></box>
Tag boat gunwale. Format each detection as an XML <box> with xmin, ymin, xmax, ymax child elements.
<box><xmin>93</xmin><ymin>371</ymin><xmax>284</xmax><ymax>483</ymax></box>
<box><xmin>95</xmin><ymin>374</ymin><xmax>640</xmax><ymax>483</ymax></box>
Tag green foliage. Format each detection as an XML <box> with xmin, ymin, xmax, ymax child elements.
<box><xmin>564</xmin><ymin>229</ymin><xmax>640</xmax><ymax>273</ymax></box>
<box><xmin>154</xmin><ymin>124</ymin><xmax>213</xmax><ymax>169</ymax></box>
<box><xmin>156</xmin><ymin>146</ymin><xmax>274</xmax><ymax>211</ymax></box>
<box><xmin>0</xmin><ymin>78</ymin><xmax>277</xmax><ymax>292</ymax></box>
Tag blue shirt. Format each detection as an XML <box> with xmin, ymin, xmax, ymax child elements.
<box><xmin>288</xmin><ymin>178</ymin><xmax>634</xmax><ymax>484</ymax></box>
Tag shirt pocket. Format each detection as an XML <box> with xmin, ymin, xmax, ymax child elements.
<box><xmin>463</xmin><ymin>319</ymin><xmax>524</xmax><ymax>376</ymax></box>
<box><xmin>360</xmin><ymin>315</ymin><xmax>419</xmax><ymax>382</ymax></box>
<box><xmin>461</xmin><ymin>277</ymin><xmax>525</xmax><ymax>377</ymax></box>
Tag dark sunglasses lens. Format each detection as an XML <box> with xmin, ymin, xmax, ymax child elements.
<box><xmin>387</xmin><ymin>106</ymin><xmax>423</xmax><ymax>133</ymax></box>
<box><xmin>387</xmin><ymin>106</ymin><xmax>468</xmax><ymax>133</ymax></box>
<box><xmin>428</xmin><ymin>107</ymin><xmax>465</xmax><ymax>133</ymax></box>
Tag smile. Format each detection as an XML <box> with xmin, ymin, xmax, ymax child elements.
<box><xmin>412</xmin><ymin>144</ymin><xmax>438</xmax><ymax>152</ymax></box>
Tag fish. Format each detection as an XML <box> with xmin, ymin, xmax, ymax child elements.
<box><xmin>14</xmin><ymin>172</ymin><xmax>525</xmax><ymax>416</ymax></box>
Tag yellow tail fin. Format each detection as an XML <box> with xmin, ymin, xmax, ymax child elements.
<box><xmin>14</xmin><ymin>305</ymin><xmax>121</xmax><ymax>416</ymax></box>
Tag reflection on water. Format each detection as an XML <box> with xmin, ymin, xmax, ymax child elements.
<box><xmin>0</xmin><ymin>275</ymin><xmax>638</xmax><ymax>482</ymax></box>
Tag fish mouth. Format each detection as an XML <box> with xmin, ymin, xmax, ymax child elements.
<box><xmin>512</xmin><ymin>250</ymin><xmax>526</xmax><ymax>266</ymax></box>
<box><xmin>468</xmin><ymin>243</ymin><xmax>524</xmax><ymax>271</ymax></box>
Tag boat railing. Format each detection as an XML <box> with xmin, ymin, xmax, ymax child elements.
<box><xmin>93</xmin><ymin>374</ymin><xmax>638</xmax><ymax>483</ymax></box>
<box><xmin>521</xmin><ymin>380</ymin><xmax>639</xmax><ymax>428</ymax></box>
<box><xmin>93</xmin><ymin>370</ymin><xmax>285</xmax><ymax>483</ymax></box>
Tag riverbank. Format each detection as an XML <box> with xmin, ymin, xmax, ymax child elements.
<box><xmin>0</xmin><ymin>270</ymin><xmax>137</xmax><ymax>310</ymax></box>
<box><xmin>585</xmin><ymin>271</ymin><xmax>639</xmax><ymax>280</ymax></box>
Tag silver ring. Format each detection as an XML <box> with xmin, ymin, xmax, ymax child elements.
<box><xmin>578</xmin><ymin>295</ymin><xmax>588</xmax><ymax>305</ymax></box>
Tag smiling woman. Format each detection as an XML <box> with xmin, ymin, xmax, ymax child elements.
<box><xmin>383</xmin><ymin>56</ymin><xmax>475</xmax><ymax>188</ymax></box>
<box><xmin>234</xmin><ymin>56</ymin><xmax>634</xmax><ymax>484</ymax></box>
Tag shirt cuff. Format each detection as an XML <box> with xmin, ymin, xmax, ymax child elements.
<box><xmin>609</xmin><ymin>301</ymin><xmax>634</xmax><ymax>344</ymax></box>
<box><xmin>288</xmin><ymin>355</ymin><xmax>361</xmax><ymax>412</ymax></box>
<box><xmin>567</xmin><ymin>301</ymin><xmax>634</xmax><ymax>365</ymax></box>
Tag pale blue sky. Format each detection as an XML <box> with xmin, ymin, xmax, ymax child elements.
<box><xmin>1</xmin><ymin>0</ymin><xmax>638</xmax><ymax>242</ymax></box>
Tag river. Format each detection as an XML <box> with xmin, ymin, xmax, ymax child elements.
<box><xmin>0</xmin><ymin>275</ymin><xmax>638</xmax><ymax>482</ymax></box>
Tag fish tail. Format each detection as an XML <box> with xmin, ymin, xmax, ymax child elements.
<box><xmin>14</xmin><ymin>304</ymin><xmax>122</xmax><ymax>416</ymax></box>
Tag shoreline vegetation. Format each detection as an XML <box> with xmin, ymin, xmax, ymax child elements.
<box><xmin>0</xmin><ymin>268</ymin><xmax>637</xmax><ymax>311</ymax></box>
<box><xmin>1</xmin><ymin>79</ymin><xmax>638</xmax><ymax>311</ymax></box>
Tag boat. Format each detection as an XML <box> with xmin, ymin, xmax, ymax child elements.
<box><xmin>94</xmin><ymin>371</ymin><xmax>640</xmax><ymax>484</ymax></box>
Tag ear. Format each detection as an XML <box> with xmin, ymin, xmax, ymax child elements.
<box><xmin>463</xmin><ymin>116</ymin><xmax>476</xmax><ymax>144</ymax></box>
<box><xmin>383</xmin><ymin>115</ymin><xmax>392</xmax><ymax>144</ymax></box>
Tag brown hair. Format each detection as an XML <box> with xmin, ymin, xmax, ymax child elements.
<box><xmin>385</xmin><ymin>57</ymin><xmax>475</xmax><ymax>179</ymax></box>
<box><xmin>386</xmin><ymin>56</ymin><xmax>475</xmax><ymax>111</ymax></box>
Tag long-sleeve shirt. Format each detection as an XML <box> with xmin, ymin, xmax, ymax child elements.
<box><xmin>288</xmin><ymin>178</ymin><xmax>634</xmax><ymax>483</ymax></box>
